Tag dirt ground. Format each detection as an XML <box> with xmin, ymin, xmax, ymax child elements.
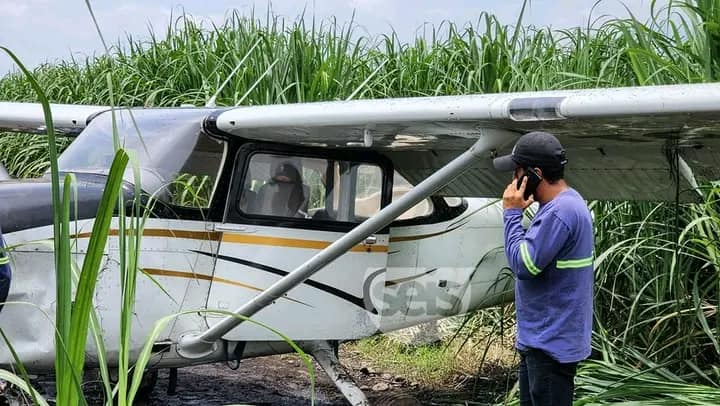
<box><xmin>17</xmin><ymin>345</ymin><xmax>512</xmax><ymax>405</ymax></box>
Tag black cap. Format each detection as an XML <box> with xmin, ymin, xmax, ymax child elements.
<box><xmin>493</xmin><ymin>131</ymin><xmax>568</xmax><ymax>171</ymax></box>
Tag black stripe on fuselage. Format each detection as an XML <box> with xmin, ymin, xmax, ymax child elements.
<box><xmin>192</xmin><ymin>250</ymin><xmax>378</xmax><ymax>314</ymax></box>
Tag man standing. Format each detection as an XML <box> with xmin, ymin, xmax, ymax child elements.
<box><xmin>493</xmin><ymin>131</ymin><xmax>594</xmax><ymax>406</ymax></box>
<box><xmin>0</xmin><ymin>225</ymin><xmax>9</xmax><ymax>313</ymax></box>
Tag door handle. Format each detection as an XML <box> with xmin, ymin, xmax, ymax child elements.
<box><xmin>364</xmin><ymin>235</ymin><xmax>378</xmax><ymax>245</ymax></box>
<box><xmin>214</xmin><ymin>224</ymin><xmax>256</xmax><ymax>233</ymax></box>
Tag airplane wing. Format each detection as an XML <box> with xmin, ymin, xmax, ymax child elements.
<box><xmin>0</xmin><ymin>102</ymin><xmax>109</xmax><ymax>135</ymax></box>
<box><xmin>211</xmin><ymin>83</ymin><xmax>720</xmax><ymax>201</ymax></box>
<box><xmin>2</xmin><ymin>83</ymin><xmax>719</xmax><ymax>201</ymax></box>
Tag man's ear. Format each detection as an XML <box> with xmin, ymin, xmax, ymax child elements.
<box><xmin>534</xmin><ymin>167</ymin><xmax>543</xmax><ymax>179</ymax></box>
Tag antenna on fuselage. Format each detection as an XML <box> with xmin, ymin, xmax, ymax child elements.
<box><xmin>205</xmin><ymin>39</ymin><xmax>262</xmax><ymax>108</ymax></box>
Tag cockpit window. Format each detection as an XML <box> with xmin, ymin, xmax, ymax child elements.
<box><xmin>57</xmin><ymin>108</ymin><xmax>225</xmax><ymax>208</ymax></box>
<box><xmin>392</xmin><ymin>173</ymin><xmax>434</xmax><ymax>220</ymax></box>
<box><xmin>239</xmin><ymin>152</ymin><xmax>384</xmax><ymax>222</ymax></box>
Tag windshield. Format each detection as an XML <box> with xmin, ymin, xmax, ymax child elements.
<box><xmin>58</xmin><ymin>108</ymin><xmax>225</xmax><ymax>207</ymax></box>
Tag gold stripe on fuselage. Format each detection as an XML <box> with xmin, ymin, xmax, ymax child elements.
<box><xmin>74</xmin><ymin>229</ymin><xmax>222</xmax><ymax>241</ymax></box>
<box><xmin>221</xmin><ymin>233</ymin><xmax>388</xmax><ymax>253</ymax></box>
<box><xmin>142</xmin><ymin>268</ymin><xmax>311</xmax><ymax>306</ymax></box>
<box><xmin>74</xmin><ymin>228</ymin><xmax>388</xmax><ymax>252</ymax></box>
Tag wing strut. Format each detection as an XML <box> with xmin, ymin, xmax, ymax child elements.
<box><xmin>176</xmin><ymin>129</ymin><xmax>514</xmax><ymax>359</ymax></box>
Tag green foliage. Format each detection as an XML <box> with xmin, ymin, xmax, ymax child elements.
<box><xmin>1</xmin><ymin>1</ymin><xmax>720</xmax><ymax>109</ymax></box>
<box><xmin>0</xmin><ymin>133</ymin><xmax>70</xmax><ymax>178</ymax></box>
<box><xmin>1</xmin><ymin>45</ymin><xmax>133</xmax><ymax>406</ymax></box>
<box><xmin>355</xmin><ymin>335</ymin><xmax>463</xmax><ymax>385</ymax></box>
<box><xmin>169</xmin><ymin>173</ymin><xmax>213</xmax><ymax>208</ymax></box>
<box><xmin>581</xmin><ymin>183</ymin><xmax>720</xmax><ymax>402</ymax></box>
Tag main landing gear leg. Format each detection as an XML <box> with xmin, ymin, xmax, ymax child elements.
<box><xmin>309</xmin><ymin>341</ymin><xmax>369</xmax><ymax>406</ymax></box>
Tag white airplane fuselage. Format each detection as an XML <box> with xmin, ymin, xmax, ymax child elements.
<box><xmin>0</xmin><ymin>106</ymin><xmax>514</xmax><ymax>372</ymax></box>
<box><xmin>0</xmin><ymin>197</ymin><xmax>512</xmax><ymax>371</ymax></box>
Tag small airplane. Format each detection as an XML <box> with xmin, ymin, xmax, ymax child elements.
<box><xmin>0</xmin><ymin>82</ymin><xmax>718</xmax><ymax>404</ymax></box>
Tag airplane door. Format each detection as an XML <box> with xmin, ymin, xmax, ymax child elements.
<box><xmin>206</xmin><ymin>146</ymin><xmax>391</xmax><ymax>340</ymax></box>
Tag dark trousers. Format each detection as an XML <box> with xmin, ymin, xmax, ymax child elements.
<box><xmin>0</xmin><ymin>269</ymin><xmax>10</xmax><ymax>313</ymax></box>
<box><xmin>518</xmin><ymin>348</ymin><xmax>578</xmax><ymax>406</ymax></box>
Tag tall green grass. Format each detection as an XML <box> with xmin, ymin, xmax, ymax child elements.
<box><xmin>1</xmin><ymin>46</ymin><xmax>131</xmax><ymax>405</ymax></box>
<box><xmin>581</xmin><ymin>183</ymin><xmax>720</xmax><ymax>402</ymax></box>
<box><xmin>0</xmin><ymin>1</ymin><xmax>718</xmax><ymax>107</ymax></box>
<box><xmin>1</xmin><ymin>0</ymin><xmax>719</xmax><ymax>404</ymax></box>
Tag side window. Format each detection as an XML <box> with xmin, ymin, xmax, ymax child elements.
<box><xmin>167</xmin><ymin>134</ymin><xmax>226</xmax><ymax>208</ymax></box>
<box><xmin>239</xmin><ymin>154</ymin><xmax>319</xmax><ymax>218</ymax></box>
<box><xmin>393</xmin><ymin>172</ymin><xmax>434</xmax><ymax>220</ymax></box>
<box><xmin>238</xmin><ymin>152</ymin><xmax>384</xmax><ymax>223</ymax></box>
<box><xmin>354</xmin><ymin>165</ymin><xmax>383</xmax><ymax>220</ymax></box>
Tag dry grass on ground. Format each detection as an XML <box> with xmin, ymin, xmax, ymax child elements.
<box><xmin>346</xmin><ymin>320</ymin><xmax>518</xmax><ymax>403</ymax></box>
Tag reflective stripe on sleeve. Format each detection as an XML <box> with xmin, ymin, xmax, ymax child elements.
<box><xmin>556</xmin><ymin>254</ymin><xmax>593</xmax><ymax>269</ymax></box>
<box><xmin>520</xmin><ymin>241</ymin><xmax>542</xmax><ymax>276</ymax></box>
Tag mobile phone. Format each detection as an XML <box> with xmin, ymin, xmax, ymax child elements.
<box><xmin>516</xmin><ymin>167</ymin><xmax>542</xmax><ymax>200</ymax></box>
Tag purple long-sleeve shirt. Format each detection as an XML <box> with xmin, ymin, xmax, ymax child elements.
<box><xmin>504</xmin><ymin>188</ymin><xmax>594</xmax><ymax>363</ymax></box>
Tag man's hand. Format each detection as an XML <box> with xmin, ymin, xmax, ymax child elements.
<box><xmin>503</xmin><ymin>176</ymin><xmax>535</xmax><ymax>210</ymax></box>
